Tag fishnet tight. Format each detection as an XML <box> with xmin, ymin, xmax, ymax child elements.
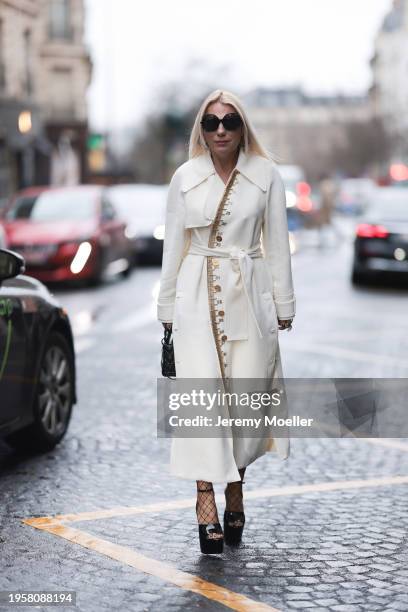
<box><xmin>195</xmin><ymin>467</ymin><xmax>246</xmax><ymax>536</ymax></box>
<box><xmin>225</xmin><ymin>467</ymin><xmax>246</xmax><ymax>513</ymax></box>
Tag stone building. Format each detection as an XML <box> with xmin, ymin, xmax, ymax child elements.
<box><xmin>370</xmin><ymin>0</ymin><xmax>408</xmax><ymax>159</ymax></box>
<box><xmin>0</xmin><ymin>0</ymin><xmax>92</xmax><ymax>199</ymax></box>
<box><xmin>242</xmin><ymin>87</ymin><xmax>373</xmax><ymax>181</ymax></box>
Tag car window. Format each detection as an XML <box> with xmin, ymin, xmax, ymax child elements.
<box><xmin>108</xmin><ymin>187</ymin><xmax>167</xmax><ymax>219</ymax></box>
<box><xmin>6</xmin><ymin>190</ymin><xmax>97</xmax><ymax>222</ymax></box>
<box><xmin>369</xmin><ymin>193</ymin><xmax>408</xmax><ymax>220</ymax></box>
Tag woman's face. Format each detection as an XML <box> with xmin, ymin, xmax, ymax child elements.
<box><xmin>202</xmin><ymin>101</ymin><xmax>243</xmax><ymax>160</ymax></box>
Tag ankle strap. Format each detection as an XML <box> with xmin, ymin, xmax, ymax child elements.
<box><xmin>197</xmin><ymin>487</ymin><xmax>214</xmax><ymax>492</ymax></box>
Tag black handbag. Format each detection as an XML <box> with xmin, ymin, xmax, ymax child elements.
<box><xmin>161</xmin><ymin>326</ymin><xmax>176</xmax><ymax>379</ymax></box>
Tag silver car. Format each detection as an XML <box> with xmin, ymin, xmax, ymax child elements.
<box><xmin>108</xmin><ymin>183</ymin><xmax>168</xmax><ymax>265</ymax></box>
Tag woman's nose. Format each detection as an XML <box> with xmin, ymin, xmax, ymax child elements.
<box><xmin>217</xmin><ymin>123</ymin><xmax>226</xmax><ymax>135</ymax></box>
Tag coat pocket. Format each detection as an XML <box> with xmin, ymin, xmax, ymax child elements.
<box><xmin>260</xmin><ymin>291</ymin><xmax>279</xmax><ymax>333</ymax></box>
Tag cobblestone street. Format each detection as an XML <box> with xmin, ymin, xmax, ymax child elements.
<box><xmin>1</xmin><ymin>235</ymin><xmax>408</xmax><ymax>612</ymax></box>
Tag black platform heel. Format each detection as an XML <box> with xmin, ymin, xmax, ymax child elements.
<box><xmin>224</xmin><ymin>480</ymin><xmax>245</xmax><ymax>545</ymax></box>
<box><xmin>196</xmin><ymin>486</ymin><xmax>224</xmax><ymax>554</ymax></box>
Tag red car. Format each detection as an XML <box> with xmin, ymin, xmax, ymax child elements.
<box><xmin>0</xmin><ymin>185</ymin><xmax>133</xmax><ymax>285</ymax></box>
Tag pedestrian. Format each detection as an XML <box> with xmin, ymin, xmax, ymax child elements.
<box><xmin>157</xmin><ymin>89</ymin><xmax>296</xmax><ymax>554</ymax></box>
<box><xmin>317</xmin><ymin>173</ymin><xmax>342</xmax><ymax>247</ymax></box>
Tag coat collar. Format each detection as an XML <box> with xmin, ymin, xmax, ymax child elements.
<box><xmin>181</xmin><ymin>148</ymin><xmax>269</xmax><ymax>193</ymax></box>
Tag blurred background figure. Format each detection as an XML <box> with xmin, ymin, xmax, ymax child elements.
<box><xmin>317</xmin><ymin>173</ymin><xmax>343</xmax><ymax>248</ymax></box>
<box><xmin>50</xmin><ymin>130</ymin><xmax>81</xmax><ymax>186</ymax></box>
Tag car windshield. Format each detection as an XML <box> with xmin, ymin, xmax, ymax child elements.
<box><xmin>109</xmin><ymin>187</ymin><xmax>167</xmax><ymax>219</ymax></box>
<box><xmin>369</xmin><ymin>192</ymin><xmax>408</xmax><ymax>220</ymax></box>
<box><xmin>6</xmin><ymin>190</ymin><xmax>97</xmax><ymax>222</ymax></box>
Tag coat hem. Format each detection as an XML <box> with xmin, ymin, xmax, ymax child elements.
<box><xmin>168</xmin><ymin>445</ymin><xmax>288</xmax><ymax>483</ymax></box>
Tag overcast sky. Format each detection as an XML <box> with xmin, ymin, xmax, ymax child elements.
<box><xmin>84</xmin><ymin>0</ymin><xmax>392</xmax><ymax>133</ymax></box>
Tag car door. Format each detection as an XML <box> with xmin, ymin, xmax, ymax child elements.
<box><xmin>0</xmin><ymin>282</ymin><xmax>28</xmax><ymax>427</ymax></box>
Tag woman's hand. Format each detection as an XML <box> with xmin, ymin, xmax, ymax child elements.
<box><xmin>162</xmin><ymin>322</ymin><xmax>173</xmax><ymax>331</ymax></box>
<box><xmin>278</xmin><ymin>318</ymin><xmax>293</xmax><ymax>331</ymax></box>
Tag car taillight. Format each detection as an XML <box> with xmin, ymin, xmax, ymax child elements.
<box><xmin>356</xmin><ymin>223</ymin><xmax>389</xmax><ymax>238</ymax></box>
<box><xmin>296</xmin><ymin>181</ymin><xmax>311</xmax><ymax>197</ymax></box>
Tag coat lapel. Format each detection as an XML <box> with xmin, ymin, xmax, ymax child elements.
<box><xmin>180</xmin><ymin>149</ymin><xmax>269</xmax><ymax>228</ymax></box>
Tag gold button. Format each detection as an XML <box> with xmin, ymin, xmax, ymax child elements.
<box><xmin>216</xmin><ymin>235</ymin><xmax>222</xmax><ymax>242</ymax></box>
<box><xmin>212</xmin><ymin>259</ymin><xmax>219</xmax><ymax>267</ymax></box>
<box><xmin>222</xmin><ymin>335</ymin><xmax>228</xmax><ymax>342</ymax></box>
<box><xmin>219</xmin><ymin>310</ymin><xmax>225</xmax><ymax>316</ymax></box>
<box><xmin>214</xmin><ymin>285</ymin><xmax>221</xmax><ymax>291</ymax></box>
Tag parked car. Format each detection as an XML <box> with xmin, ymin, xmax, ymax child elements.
<box><xmin>336</xmin><ymin>178</ymin><xmax>377</xmax><ymax>216</ymax></box>
<box><xmin>108</xmin><ymin>184</ymin><xmax>168</xmax><ymax>265</ymax></box>
<box><xmin>0</xmin><ymin>248</ymin><xmax>77</xmax><ymax>452</ymax></box>
<box><xmin>1</xmin><ymin>185</ymin><xmax>133</xmax><ymax>285</ymax></box>
<box><xmin>351</xmin><ymin>187</ymin><xmax>408</xmax><ymax>285</ymax></box>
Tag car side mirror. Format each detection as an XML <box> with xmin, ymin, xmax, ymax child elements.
<box><xmin>0</xmin><ymin>249</ymin><xmax>25</xmax><ymax>283</ymax></box>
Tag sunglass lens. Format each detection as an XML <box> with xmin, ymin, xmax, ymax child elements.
<box><xmin>201</xmin><ymin>115</ymin><xmax>219</xmax><ymax>132</ymax></box>
<box><xmin>223</xmin><ymin>113</ymin><xmax>243</xmax><ymax>131</ymax></box>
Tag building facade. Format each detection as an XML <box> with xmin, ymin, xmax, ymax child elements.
<box><xmin>370</xmin><ymin>0</ymin><xmax>408</xmax><ymax>159</ymax></box>
<box><xmin>243</xmin><ymin>87</ymin><xmax>373</xmax><ymax>181</ymax></box>
<box><xmin>0</xmin><ymin>0</ymin><xmax>92</xmax><ymax>199</ymax></box>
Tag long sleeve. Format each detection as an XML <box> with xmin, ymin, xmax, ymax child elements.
<box><xmin>157</xmin><ymin>169</ymin><xmax>191</xmax><ymax>322</ymax></box>
<box><xmin>261</xmin><ymin>165</ymin><xmax>296</xmax><ymax>320</ymax></box>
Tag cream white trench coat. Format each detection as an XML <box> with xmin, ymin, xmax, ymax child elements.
<box><xmin>157</xmin><ymin>148</ymin><xmax>296</xmax><ymax>482</ymax></box>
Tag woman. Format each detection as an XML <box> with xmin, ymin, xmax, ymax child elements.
<box><xmin>157</xmin><ymin>89</ymin><xmax>295</xmax><ymax>554</ymax></box>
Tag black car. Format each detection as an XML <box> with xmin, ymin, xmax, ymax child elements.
<box><xmin>0</xmin><ymin>248</ymin><xmax>76</xmax><ymax>452</ymax></box>
<box><xmin>351</xmin><ymin>188</ymin><xmax>408</xmax><ymax>285</ymax></box>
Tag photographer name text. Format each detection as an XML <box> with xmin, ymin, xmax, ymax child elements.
<box><xmin>168</xmin><ymin>415</ymin><xmax>314</xmax><ymax>428</ymax></box>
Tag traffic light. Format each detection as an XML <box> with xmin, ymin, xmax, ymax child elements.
<box><xmin>87</xmin><ymin>133</ymin><xmax>106</xmax><ymax>172</ymax></box>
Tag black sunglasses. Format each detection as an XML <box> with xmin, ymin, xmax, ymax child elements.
<box><xmin>200</xmin><ymin>112</ymin><xmax>243</xmax><ymax>132</ymax></box>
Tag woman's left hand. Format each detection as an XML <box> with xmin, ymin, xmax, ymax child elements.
<box><xmin>278</xmin><ymin>318</ymin><xmax>293</xmax><ymax>331</ymax></box>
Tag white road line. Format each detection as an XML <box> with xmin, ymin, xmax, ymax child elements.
<box><xmin>287</xmin><ymin>342</ymin><xmax>408</xmax><ymax>369</ymax></box>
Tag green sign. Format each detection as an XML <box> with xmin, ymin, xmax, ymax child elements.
<box><xmin>87</xmin><ymin>134</ymin><xmax>104</xmax><ymax>151</ymax></box>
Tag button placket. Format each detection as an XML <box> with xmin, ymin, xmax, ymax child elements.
<box><xmin>207</xmin><ymin>170</ymin><xmax>240</xmax><ymax>385</ymax></box>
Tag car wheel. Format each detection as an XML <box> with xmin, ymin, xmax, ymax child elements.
<box><xmin>5</xmin><ymin>332</ymin><xmax>75</xmax><ymax>453</ymax></box>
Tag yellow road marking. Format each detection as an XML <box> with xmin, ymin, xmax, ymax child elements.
<box><xmin>21</xmin><ymin>522</ymin><xmax>279</xmax><ymax>612</ymax></box>
<box><xmin>22</xmin><ymin>474</ymin><xmax>408</xmax><ymax>612</ymax></box>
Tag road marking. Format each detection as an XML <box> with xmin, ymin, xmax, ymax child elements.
<box><xmin>23</xmin><ymin>474</ymin><xmax>408</xmax><ymax>526</ymax></box>
<box><xmin>21</xmin><ymin>523</ymin><xmax>279</xmax><ymax>612</ymax></box>
<box><xmin>22</xmin><ymin>474</ymin><xmax>408</xmax><ymax>612</ymax></box>
<box><xmin>287</xmin><ymin>342</ymin><xmax>408</xmax><ymax>369</ymax></box>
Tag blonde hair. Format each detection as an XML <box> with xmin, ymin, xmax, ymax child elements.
<box><xmin>188</xmin><ymin>89</ymin><xmax>271</xmax><ymax>160</ymax></box>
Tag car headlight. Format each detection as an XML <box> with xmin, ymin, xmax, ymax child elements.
<box><xmin>153</xmin><ymin>224</ymin><xmax>165</xmax><ymax>240</ymax></box>
<box><xmin>70</xmin><ymin>241</ymin><xmax>93</xmax><ymax>274</ymax></box>
<box><xmin>285</xmin><ymin>190</ymin><xmax>297</xmax><ymax>208</ymax></box>
<box><xmin>125</xmin><ymin>225</ymin><xmax>138</xmax><ymax>240</ymax></box>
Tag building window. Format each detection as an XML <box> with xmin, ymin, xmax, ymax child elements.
<box><xmin>49</xmin><ymin>0</ymin><xmax>72</xmax><ymax>41</ymax></box>
<box><xmin>0</xmin><ymin>20</ymin><xmax>5</xmax><ymax>91</ymax></box>
<box><xmin>24</xmin><ymin>30</ymin><xmax>33</xmax><ymax>96</ymax></box>
<box><xmin>49</xmin><ymin>67</ymin><xmax>75</xmax><ymax>118</ymax></box>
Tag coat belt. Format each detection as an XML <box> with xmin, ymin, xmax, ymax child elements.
<box><xmin>187</xmin><ymin>241</ymin><xmax>265</xmax><ymax>340</ymax></box>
